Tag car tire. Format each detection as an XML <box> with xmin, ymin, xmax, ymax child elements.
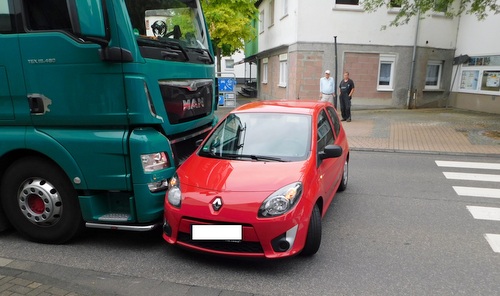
<box><xmin>337</xmin><ymin>158</ymin><xmax>348</xmax><ymax>192</ymax></box>
<box><xmin>300</xmin><ymin>204</ymin><xmax>322</xmax><ymax>256</ymax></box>
<box><xmin>0</xmin><ymin>157</ymin><xmax>84</xmax><ymax>244</ymax></box>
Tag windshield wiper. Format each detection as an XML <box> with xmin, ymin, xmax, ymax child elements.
<box><xmin>221</xmin><ymin>153</ymin><xmax>286</xmax><ymax>162</ymax></box>
<box><xmin>191</xmin><ymin>48</ymin><xmax>213</xmax><ymax>64</ymax></box>
<box><xmin>137</xmin><ymin>37</ymin><xmax>188</xmax><ymax>61</ymax></box>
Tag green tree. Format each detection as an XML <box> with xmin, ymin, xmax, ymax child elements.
<box><xmin>363</xmin><ymin>0</ymin><xmax>499</xmax><ymax>28</ymax></box>
<box><xmin>202</xmin><ymin>0</ymin><xmax>258</xmax><ymax>73</ymax></box>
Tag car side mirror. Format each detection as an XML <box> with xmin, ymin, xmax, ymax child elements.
<box><xmin>319</xmin><ymin>145</ymin><xmax>343</xmax><ymax>160</ymax></box>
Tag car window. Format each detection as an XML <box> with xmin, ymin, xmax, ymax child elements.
<box><xmin>201</xmin><ymin>112</ymin><xmax>312</xmax><ymax>161</ymax></box>
<box><xmin>326</xmin><ymin>106</ymin><xmax>341</xmax><ymax>137</ymax></box>
<box><xmin>317</xmin><ymin>110</ymin><xmax>334</xmax><ymax>153</ymax></box>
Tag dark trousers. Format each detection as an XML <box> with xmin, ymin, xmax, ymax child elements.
<box><xmin>340</xmin><ymin>94</ymin><xmax>351</xmax><ymax>120</ymax></box>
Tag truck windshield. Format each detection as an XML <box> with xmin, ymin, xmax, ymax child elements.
<box><xmin>125</xmin><ymin>0</ymin><xmax>213</xmax><ymax>64</ymax></box>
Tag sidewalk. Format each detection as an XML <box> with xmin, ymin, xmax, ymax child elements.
<box><xmin>0</xmin><ymin>256</ymin><xmax>258</xmax><ymax>296</ymax></box>
<box><xmin>1</xmin><ymin>101</ymin><xmax>498</xmax><ymax>296</ymax></box>
<box><xmin>342</xmin><ymin>107</ymin><xmax>500</xmax><ymax>156</ymax></box>
<box><xmin>217</xmin><ymin>99</ymin><xmax>500</xmax><ymax>156</ymax></box>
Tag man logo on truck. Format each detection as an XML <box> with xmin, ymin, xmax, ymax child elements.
<box><xmin>183</xmin><ymin>98</ymin><xmax>205</xmax><ymax>111</ymax></box>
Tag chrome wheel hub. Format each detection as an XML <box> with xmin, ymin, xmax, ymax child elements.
<box><xmin>18</xmin><ymin>178</ymin><xmax>62</xmax><ymax>225</ymax></box>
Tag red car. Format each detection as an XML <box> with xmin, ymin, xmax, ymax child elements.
<box><xmin>163</xmin><ymin>100</ymin><xmax>349</xmax><ymax>258</ymax></box>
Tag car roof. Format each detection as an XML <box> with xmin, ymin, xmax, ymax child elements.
<box><xmin>231</xmin><ymin>100</ymin><xmax>330</xmax><ymax>116</ymax></box>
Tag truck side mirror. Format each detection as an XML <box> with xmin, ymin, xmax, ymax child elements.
<box><xmin>67</xmin><ymin>0</ymin><xmax>107</xmax><ymax>39</ymax></box>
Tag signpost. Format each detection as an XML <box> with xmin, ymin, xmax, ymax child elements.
<box><xmin>217</xmin><ymin>73</ymin><xmax>237</xmax><ymax>107</ymax></box>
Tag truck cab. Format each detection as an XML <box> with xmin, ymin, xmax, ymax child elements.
<box><xmin>0</xmin><ymin>0</ymin><xmax>217</xmax><ymax>243</ymax></box>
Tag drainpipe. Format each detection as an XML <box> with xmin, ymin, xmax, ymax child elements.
<box><xmin>406</xmin><ymin>11</ymin><xmax>421</xmax><ymax>109</ymax></box>
<box><xmin>334</xmin><ymin>36</ymin><xmax>338</xmax><ymax>109</ymax></box>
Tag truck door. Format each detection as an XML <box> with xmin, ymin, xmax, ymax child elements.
<box><xmin>0</xmin><ymin>1</ymin><xmax>25</xmax><ymax>122</ymax></box>
<box><xmin>18</xmin><ymin>0</ymin><xmax>128</xmax><ymax>127</ymax></box>
<box><xmin>16</xmin><ymin>0</ymin><xmax>131</xmax><ymax>191</ymax></box>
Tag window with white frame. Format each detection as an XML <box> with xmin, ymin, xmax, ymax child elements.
<box><xmin>279</xmin><ymin>54</ymin><xmax>288</xmax><ymax>87</ymax></box>
<box><xmin>378</xmin><ymin>54</ymin><xmax>396</xmax><ymax>90</ymax></box>
<box><xmin>262</xmin><ymin>58</ymin><xmax>268</xmax><ymax>84</ymax></box>
<box><xmin>336</xmin><ymin>0</ymin><xmax>359</xmax><ymax>5</ymax></box>
<box><xmin>282</xmin><ymin>0</ymin><xmax>288</xmax><ymax>17</ymax></box>
<box><xmin>389</xmin><ymin>0</ymin><xmax>402</xmax><ymax>8</ymax></box>
<box><xmin>269</xmin><ymin>0</ymin><xmax>275</xmax><ymax>27</ymax></box>
<box><xmin>425</xmin><ymin>61</ymin><xmax>443</xmax><ymax>89</ymax></box>
<box><xmin>225</xmin><ymin>59</ymin><xmax>234</xmax><ymax>69</ymax></box>
<box><xmin>259</xmin><ymin>10</ymin><xmax>264</xmax><ymax>33</ymax></box>
<box><xmin>434</xmin><ymin>0</ymin><xmax>448</xmax><ymax>13</ymax></box>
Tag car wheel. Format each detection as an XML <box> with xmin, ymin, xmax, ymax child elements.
<box><xmin>0</xmin><ymin>157</ymin><xmax>84</xmax><ymax>244</ymax></box>
<box><xmin>337</xmin><ymin>158</ymin><xmax>348</xmax><ymax>192</ymax></box>
<box><xmin>300</xmin><ymin>204</ymin><xmax>322</xmax><ymax>256</ymax></box>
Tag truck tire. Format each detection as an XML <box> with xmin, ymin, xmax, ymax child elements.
<box><xmin>0</xmin><ymin>207</ymin><xmax>10</xmax><ymax>232</ymax></box>
<box><xmin>0</xmin><ymin>157</ymin><xmax>84</xmax><ymax>243</ymax></box>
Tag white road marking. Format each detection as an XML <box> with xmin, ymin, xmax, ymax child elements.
<box><xmin>437</xmin><ymin>160</ymin><xmax>500</xmax><ymax>254</ymax></box>
<box><xmin>443</xmin><ymin>172</ymin><xmax>500</xmax><ymax>182</ymax></box>
<box><xmin>435</xmin><ymin>161</ymin><xmax>500</xmax><ymax>170</ymax></box>
<box><xmin>466</xmin><ymin>206</ymin><xmax>500</xmax><ymax>221</ymax></box>
<box><xmin>484</xmin><ymin>234</ymin><xmax>500</xmax><ymax>253</ymax></box>
<box><xmin>453</xmin><ymin>186</ymin><xmax>500</xmax><ymax>199</ymax></box>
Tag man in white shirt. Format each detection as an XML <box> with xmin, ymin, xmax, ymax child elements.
<box><xmin>319</xmin><ymin>70</ymin><xmax>335</xmax><ymax>106</ymax></box>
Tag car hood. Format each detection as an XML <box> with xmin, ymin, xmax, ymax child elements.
<box><xmin>177</xmin><ymin>155</ymin><xmax>308</xmax><ymax>192</ymax></box>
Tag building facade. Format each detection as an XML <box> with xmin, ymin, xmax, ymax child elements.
<box><xmin>218</xmin><ymin>51</ymin><xmax>257</xmax><ymax>84</ymax></box>
<box><xmin>248</xmin><ymin>0</ymin><xmax>500</xmax><ymax>114</ymax></box>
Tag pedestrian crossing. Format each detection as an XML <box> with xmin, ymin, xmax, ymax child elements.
<box><xmin>436</xmin><ymin>160</ymin><xmax>500</xmax><ymax>254</ymax></box>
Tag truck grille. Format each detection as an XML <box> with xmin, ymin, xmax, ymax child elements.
<box><xmin>159</xmin><ymin>79</ymin><xmax>213</xmax><ymax>124</ymax></box>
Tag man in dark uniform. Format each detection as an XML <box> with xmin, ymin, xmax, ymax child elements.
<box><xmin>339</xmin><ymin>71</ymin><xmax>355</xmax><ymax>122</ymax></box>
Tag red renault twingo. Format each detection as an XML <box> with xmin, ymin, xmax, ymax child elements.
<box><xmin>163</xmin><ymin>100</ymin><xmax>349</xmax><ymax>258</ymax></box>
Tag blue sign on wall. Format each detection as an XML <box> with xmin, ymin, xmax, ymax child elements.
<box><xmin>218</xmin><ymin>77</ymin><xmax>235</xmax><ymax>92</ymax></box>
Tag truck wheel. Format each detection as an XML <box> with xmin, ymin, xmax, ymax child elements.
<box><xmin>0</xmin><ymin>207</ymin><xmax>10</xmax><ymax>232</ymax></box>
<box><xmin>0</xmin><ymin>157</ymin><xmax>84</xmax><ymax>243</ymax></box>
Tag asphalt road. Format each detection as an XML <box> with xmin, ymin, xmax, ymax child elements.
<box><xmin>0</xmin><ymin>151</ymin><xmax>499</xmax><ymax>295</ymax></box>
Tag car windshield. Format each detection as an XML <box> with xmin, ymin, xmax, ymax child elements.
<box><xmin>200</xmin><ymin>113</ymin><xmax>312</xmax><ymax>162</ymax></box>
<box><xmin>125</xmin><ymin>0</ymin><xmax>212</xmax><ymax>63</ymax></box>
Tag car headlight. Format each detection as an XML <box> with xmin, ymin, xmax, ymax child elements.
<box><xmin>167</xmin><ymin>174</ymin><xmax>182</xmax><ymax>208</ymax></box>
<box><xmin>258</xmin><ymin>182</ymin><xmax>302</xmax><ymax>218</ymax></box>
<box><xmin>141</xmin><ymin>152</ymin><xmax>169</xmax><ymax>172</ymax></box>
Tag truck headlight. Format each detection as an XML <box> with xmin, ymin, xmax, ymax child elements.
<box><xmin>167</xmin><ymin>174</ymin><xmax>182</xmax><ymax>208</ymax></box>
<box><xmin>141</xmin><ymin>152</ymin><xmax>169</xmax><ymax>172</ymax></box>
<box><xmin>258</xmin><ymin>182</ymin><xmax>302</xmax><ymax>218</ymax></box>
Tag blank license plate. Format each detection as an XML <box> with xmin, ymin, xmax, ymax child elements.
<box><xmin>191</xmin><ymin>225</ymin><xmax>242</xmax><ymax>240</ymax></box>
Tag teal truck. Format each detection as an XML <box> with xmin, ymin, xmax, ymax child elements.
<box><xmin>0</xmin><ymin>0</ymin><xmax>218</xmax><ymax>243</ymax></box>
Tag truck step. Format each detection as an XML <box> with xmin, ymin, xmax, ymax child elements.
<box><xmin>98</xmin><ymin>213</ymin><xmax>131</xmax><ymax>222</ymax></box>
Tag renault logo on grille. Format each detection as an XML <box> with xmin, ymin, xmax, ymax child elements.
<box><xmin>212</xmin><ymin>197</ymin><xmax>223</xmax><ymax>211</ymax></box>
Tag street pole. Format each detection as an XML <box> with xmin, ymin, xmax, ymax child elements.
<box><xmin>334</xmin><ymin>36</ymin><xmax>338</xmax><ymax>109</ymax></box>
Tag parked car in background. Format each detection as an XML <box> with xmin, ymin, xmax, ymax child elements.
<box><xmin>163</xmin><ymin>100</ymin><xmax>349</xmax><ymax>258</ymax></box>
